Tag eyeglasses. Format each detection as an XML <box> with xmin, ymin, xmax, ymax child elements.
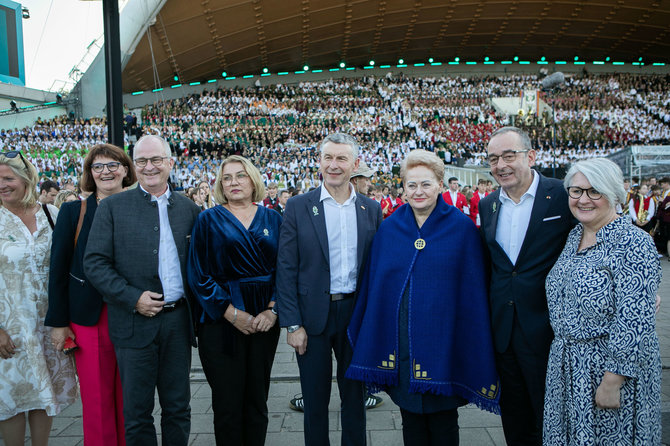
<box><xmin>487</xmin><ymin>150</ymin><xmax>528</xmax><ymax>166</ymax></box>
<box><xmin>0</xmin><ymin>150</ymin><xmax>29</xmax><ymax>170</ymax></box>
<box><xmin>221</xmin><ymin>172</ymin><xmax>250</xmax><ymax>184</ymax></box>
<box><xmin>91</xmin><ymin>161</ymin><xmax>122</xmax><ymax>173</ymax></box>
<box><xmin>134</xmin><ymin>156</ymin><xmax>169</xmax><ymax>168</ymax></box>
<box><xmin>567</xmin><ymin>186</ymin><xmax>602</xmax><ymax>200</ymax></box>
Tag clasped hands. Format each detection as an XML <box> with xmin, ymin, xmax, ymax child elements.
<box><xmin>225</xmin><ymin>304</ymin><xmax>277</xmax><ymax>335</ymax></box>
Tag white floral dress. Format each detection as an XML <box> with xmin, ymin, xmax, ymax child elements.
<box><xmin>0</xmin><ymin>205</ymin><xmax>78</xmax><ymax>421</ymax></box>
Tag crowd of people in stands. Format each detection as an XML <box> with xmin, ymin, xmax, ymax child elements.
<box><xmin>0</xmin><ymin>72</ymin><xmax>668</xmax><ymax>194</ymax></box>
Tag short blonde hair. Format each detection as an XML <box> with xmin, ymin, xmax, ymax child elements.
<box><xmin>212</xmin><ymin>155</ymin><xmax>266</xmax><ymax>204</ymax></box>
<box><xmin>0</xmin><ymin>154</ymin><xmax>39</xmax><ymax>209</ymax></box>
<box><xmin>55</xmin><ymin>190</ymin><xmax>78</xmax><ymax>208</ymax></box>
<box><xmin>399</xmin><ymin>150</ymin><xmax>445</xmax><ymax>183</ymax></box>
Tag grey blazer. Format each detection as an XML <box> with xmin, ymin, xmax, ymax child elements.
<box><xmin>84</xmin><ymin>186</ymin><xmax>201</xmax><ymax>348</ymax></box>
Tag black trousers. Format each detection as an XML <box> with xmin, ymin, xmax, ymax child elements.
<box><xmin>495</xmin><ymin>317</ymin><xmax>549</xmax><ymax>446</ymax></box>
<box><xmin>114</xmin><ymin>305</ymin><xmax>192</xmax><ymax>446</ymax></box>
<box><xmin>296</xmin><ymin>299</ymin><xmax>366</xmax><ymax>446</ymax></box>
<box><xmin>400</xmin><ymin>408</ymin><xmax>459</xmax><ymax>446</ymax></box>
<box><xmin>198</xmin><ymin>320</ymin><xmax>280</xmax><ymax>446</ymax></box>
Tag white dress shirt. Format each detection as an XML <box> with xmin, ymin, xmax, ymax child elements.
<box><xmin>320</xmin><ymin>185</ymin><xmax>358</xmax><ymax>294</ymax></box>
<box><xmin>495</xmin><ymin>171</ymin><xmax>540</xmax><ymax>265</ymax></box>
<box><xmin>143</xmin><ymin>186</ymin><xmax>185</xmax><ymax>303</ymax></box>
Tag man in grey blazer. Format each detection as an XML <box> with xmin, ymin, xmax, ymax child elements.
<box><xmin>277</xmin><ymin>133</ymin><xmax>382</xmax><ymax>446</ymax></box>
<box><xmin>85</xmin><ymin>135</ymin><xmax>200</xmax><ymax>446</ymax></box>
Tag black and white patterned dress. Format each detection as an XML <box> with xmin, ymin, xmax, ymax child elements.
<box><xmin>544</xmin><ymin>216</ymin><xmax>661</xmax><ymax>445</ymax></box>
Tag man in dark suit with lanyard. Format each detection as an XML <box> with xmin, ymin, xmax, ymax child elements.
<box><xmin>479</xmin><ymin>127</ymin><xmax>573</xmax><ymax>445</ymax></box>
<box><xmin>85</xmin><ymin>135</ymin><xmax>201</xmax><ymax>446</ymax></box>
<box><xmin>277</xmin><ymin>133</ymin><xmax>382</xmax><ymax>446</ymax></box>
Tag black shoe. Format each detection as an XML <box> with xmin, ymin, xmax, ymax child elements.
<box><xmin>289</xmin><ymin>393</ymin><xmax>384</xmax><ymax>411</ymax></box>
<box><xmin>289</xmin><ymin>394</ymin><xmax>304</xmax><ymax>411</ymax></box>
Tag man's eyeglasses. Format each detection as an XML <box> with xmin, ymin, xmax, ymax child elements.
<box><xmin>221</xmin><ymin>172</ymin><xmax>250</xmax><ymax>184</ymax></box>
<box><xmin>567</xmin><ymin>186</ymin><xmax>602</xmax><ymax>200</ymax></box>
<box><xmin>0</xmin><ymin>150</ymin><xmax>29</xmax><ymax>170</ymax></box>
<box><xmin>134</xmin><ymin>156</ymin><xmax>169</xmax><ymax>168</ymax></box>
<box><xmin>91</xmin><ymin>162</ymin><xmax>122</xmax><ymax>173</ymax></box>
<box><xmin>487</xmin><ymin>150</ymin><xmax>528</xmax><ymax>166</ymax></box>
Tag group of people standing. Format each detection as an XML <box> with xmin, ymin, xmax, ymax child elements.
<box><xmin>0</xmin><ymin>125</ymin><xmax>661</xmax><ymax>446</ymax></box>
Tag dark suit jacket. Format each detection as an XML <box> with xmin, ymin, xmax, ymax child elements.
<box><xmin>84</xmin><ymin>186</ymin><xmax>201</xmax><ymax>348</ymax></box>
<box><xmin>46</xmin><ymin>194</ymin><xmax>103</xmax><ymax>327</ymax></box>
<box><xmin>479</xmin><ymin>173</ymin><xmax>574</xmax><ymax>355</ymax></box>
<box><xmin>276</xmin><ymin>186</ymin><xmax>382</xmax><ymax>335</ymax></box>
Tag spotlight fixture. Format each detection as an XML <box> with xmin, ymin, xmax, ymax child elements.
<box><xmin>303</xmin><ymin>65</ymin><xmax>309</xmax><ymax>71</ymax></box>
<box><xmin>369</xmin><ymin>60</ymin><xmax>375</xmax><ymax>66</ymax></box>
<box><xmin>10</xmin><ymin>100</ymin><xmax>17</xmax><ymax>112</ymax></box>
<box><xmin>339</xmin><ymin>62</ymin><xmax>345</xmax><ymax>68</ymax></box>
<box><xmin>221</xmin><ymin>71</ymin><xmax>227</xmax><ymax>77</ymax></box>
<box><xmin>56</xmin><ymin>94</ymin><xmax>63</xmax><ymax>104</ymax></box>
<box><xmin>398</xmin><ymin>58</ymin><xmax>404</xmax><ymax>64</ymax></box>
<box><xmin>262</xmin><ymin>67</ymin><xmax>269</xmax><ymax>73</ymax></box>
<box><xmin>428</xmin><ymin>58</ymin><xmax>434</xmax><ymax>63</ymax></box>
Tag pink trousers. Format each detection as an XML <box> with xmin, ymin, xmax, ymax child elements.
<box><xmin>71</xmin><ymin>304</ymin><xmax>125</xmax><ymax>446</ymax></box>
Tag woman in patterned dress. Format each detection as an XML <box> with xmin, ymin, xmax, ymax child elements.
<box><xmin>544</xmin><ymin>158</ymin><xmax>661</xmax><ymax>445</ymax></box>
<box><xmin>0</xmin><ymin>151</ymin><xmax>78</xmax><ymax>446</ymax></box>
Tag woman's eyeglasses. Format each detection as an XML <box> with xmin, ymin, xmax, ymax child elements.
<box><xmin>567</xmin><ymin>186</ymin><xmax>602</xmax><ymax>200</ymax></box>
<box><xmin>0</xmin><ymin>150</ymin><xmax>29</xmax><ymax>170</ymax></box>
<box><xmin>91</xmin><ymin>162</ymin><xmax>122</xmax><ymax>173</ymax></box>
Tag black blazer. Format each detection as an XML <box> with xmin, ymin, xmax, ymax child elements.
<box><xmin>46</xmin><ymin>194</ymin><xmax>102</xmax><ymax>327</ymax></box>
<box><xmin>84</xmin><ymin>186</ymin><xmax>201</xmax><ymax>348</ymax></box>
<box><xmin>479</xmin><ymin>173</ymin><xmax>575</xmax><ymax>355</ymax></box>
<box><xmin>276</xmin><ymin>186</ymin><xmax>382</xmax><ymax>335</ymax></box>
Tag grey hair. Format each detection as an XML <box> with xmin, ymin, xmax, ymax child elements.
<box><xmin>490</xmin><ymin>126</ymin><xmax>532</xmax><ymax>151</ymax></box>
<box><xmin>563</xmin><ymin>158</ymin><xmax>626</xmax><ymax>208</ymax></box>
<box><xmin>319</xmin><ymin>133</ymin><xmax>359</xmax><ymax>159</ymax></box>
<box><xmin>135</xmin><ymin>134</ymin><xmax>172</xmax><ymax>158</ymax></box>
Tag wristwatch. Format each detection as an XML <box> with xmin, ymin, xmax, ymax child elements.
<box><xmin>287</xmin><ymin>325</ymin><xmax>301</xmax><ymax>333</ymax></box>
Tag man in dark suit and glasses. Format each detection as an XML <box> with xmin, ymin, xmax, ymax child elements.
<box><xmin>277</xmin><ymin>133</ymin><xmax>382</xmax><ymax>446</ymax></box>
<box><xmin>85</xmin><ymin>135</ymin><xmax>200</xmax><ymax>446</ymax></box>
<box><xmin>478</xmin><ymin>127</ymin><xmax>573</xmax><ymax>445</ymax></box>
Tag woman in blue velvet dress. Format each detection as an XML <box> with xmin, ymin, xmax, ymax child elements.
<box><xmin>544</xmin><ymin>158</ymin><xmax>661</xmax><ymax>445</ymax></box>
<box><xmin>187</xmin><ymin>155</ymin><xmax>281</xmax><ymax>446</ymax></box>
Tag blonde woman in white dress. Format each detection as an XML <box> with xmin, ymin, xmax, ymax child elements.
<box><xmin>0</xmin><ymin>151</ymin><xmax>77</xmax><ymax>446</ymax></box>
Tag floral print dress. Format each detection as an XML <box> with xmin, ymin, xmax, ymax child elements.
<box><xmin>0</xmin><ymin>206</ymin><xmax>78</xmax><ymax>420</ymax></box>
<box><xmin>544</xmin><ymin>216</ymin><xmax>661</xmax><ymax>445</ymax></box>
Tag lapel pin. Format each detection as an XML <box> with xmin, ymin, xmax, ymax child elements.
<box><xmin>492</xmin><ymin>202</ymin><xmax>497</xmax><ymax>213</ymax></box>
<box><xmin>263</xmin><ymin>228</ymin><xmax>269</xmax><ymax>236</ymax></box>
<box><xmin>361</xmin><ymin>205</ymin><xmax>366</xmax><ymax>210</ymax></box>
<box><xmin>546</xmin><ymin>195</ymin><xmax>551</xmax><ymax>199</ymax></box>
<box><xmin>312</xmin><ymin>206</ymin><xmax>319</xmax><ymax>216</ymax></box>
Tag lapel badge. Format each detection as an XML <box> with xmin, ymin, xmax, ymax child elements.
<box><xmin>361</xmin><ymin>205</ymin><xmax>366</xmax><ymax>210</ymax></box>
<box><xmin>546</xmin><ymin>195</ymin><xmax>551</xmax><ymax>199</ymax></box>
<box><xmin>263</xmin><ymin>228</ymin><xmax>269</xmax><ymax>236</ymax></box>
<box><xmin>312</xmin><ymin>206</ymin><xmax>319</xmax><ymax>216</ymax></box>
<box><xmin>492</xmin><ymin>202</ymin><xmax>497</xmax><ymax>213</ymax></box>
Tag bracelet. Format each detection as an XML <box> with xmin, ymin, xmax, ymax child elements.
<box><xmin>231</xmin><ymin>308</ymin><xmax>237</xmax><ymax>325</ymax></box>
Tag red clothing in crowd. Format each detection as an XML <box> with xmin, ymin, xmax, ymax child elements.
<box><xmin>442</xmin><ymin>191</ymin><xmax>467</xmax><ymax>212</ymax></box>
<box><xmin>469</xmin><ymin>191</ymin><xmax>488</xmax><ymax>227</ymax></box>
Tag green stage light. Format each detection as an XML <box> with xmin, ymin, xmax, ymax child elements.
<box><xmin>303</xmin><ymin>65</ymin><xmax>309</xmax><ymax>71</ymax></box>
<box><xmin>514</xmin><ymin>56</ymin><xmax>519</xmax><ymax>61</ymax></box>
<box><xmin>262</xmin><ymin>67</ymin><xmax>268</xmax><ymax>73</ymax></box>
<box><xmin>574</xmin><ymin>56</ymin><xmax>579</xmax><ymax>61</ymax></box>
<box><xmin>339</xmin><ymin>62</ymin><xmax>345</xmax><ymax>68</ymax></box>
<box><xmin>398</xmin><ymin>58</ymin><xmax>404</xmax><ymax>64</ymax></box>
<box><xmin>428</xmin><ymin>58</ymin><xmax>434</xmax><ymax>63</ymax></box>
<box><xmin>541</xmin><ymin>56</ymin><xmax>546</xmax><ymax>61</ymax></box>
<box><xmin>369</xmin><ymin>60</ymin><xmax>375</xmax><ymax>66</ymax></box>
<box><xmin>484</xmin><ymin>56</ymin><xmax>489</xmax><ymax>61</ymax></box>
<box><xmin>221</xmin><ymin>72</ymin><xmax>227</xmax><ymax>77</ymax></box>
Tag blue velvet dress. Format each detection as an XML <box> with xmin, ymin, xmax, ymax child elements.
<box><xmin>187</xmin><ymin>204</ymin><xmax>282</xmax><ymax>324</ymax></box>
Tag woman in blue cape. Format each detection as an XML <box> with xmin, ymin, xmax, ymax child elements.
<box><xmin>187</xmin><ymin>155</ymin><xmax>281</xmax><ymax>446</ymax></box>
<box><xmin>346</xmin><ymin>150</ymin><xmax>500</xmax><ymax>446</ymax></box>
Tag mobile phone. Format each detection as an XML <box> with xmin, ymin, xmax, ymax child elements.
<box><xmin>63</xmin><ymin>337</ymin><xmax>79</xmax><ymax>355</ymax></box>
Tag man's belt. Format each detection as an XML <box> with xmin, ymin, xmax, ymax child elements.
<box><xmin>163</xmin><ymin>297</ymin><xmax>186</xmax><ymax>312</ymax></box>
<box><xmin>330</xmin><ymin>293</ymin><xmax>355</xmax><ymax>301</ymax></box>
